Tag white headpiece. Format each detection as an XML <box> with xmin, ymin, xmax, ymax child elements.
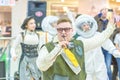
<box><xmin>41</xmin><ymin>16</ymin><xmax>59</xmax><ymax>36</ymax></box>
<box><xmin>75</xmin><ymin>14</ymin><xmax>98</xmax><ymax>38</ymax></box>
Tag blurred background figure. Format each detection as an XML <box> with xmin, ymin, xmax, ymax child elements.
<box><xmin>114</xmin><ymin>28</ymin><xmax>120</xmax><ymax>80</ymax></box>
<box><xmin>41</xmin><ymin>16</ymin><xmax>59</xmax><ymax>36</ymax></box>
<box><xmin>112</xmin><ymin>13</ymin><xmax>120</xmax><ymax>80</ymax></box>
<box><xmin>94</xmin><ymin>8</ymin><xmax>113</xmax><ymax>80</ymax></box>
<box><xmin>37</xmin><ymin>16</ymin><xmax>59</xmax><ymax>43</ymax></box>
<box><xmin>75</xmin><ymin>14</ymin><xmax>120</xmax><ymax>80</ymax></box>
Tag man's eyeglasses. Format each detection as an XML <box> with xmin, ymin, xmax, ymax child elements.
<box><xmin>57</xmin><ymin>28</ymin><xmax>72</xmax><ymax>33</ymax></box>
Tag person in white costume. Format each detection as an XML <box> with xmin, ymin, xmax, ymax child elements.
<box><xmin>75</xmin><ymin>14</ymin><xmax>120</xmax><ymax>80</ymax></box>
<box><xmin>40</xmin><ymin>16</ymin><xmax>59</xmax><ymax>42</ymax></box>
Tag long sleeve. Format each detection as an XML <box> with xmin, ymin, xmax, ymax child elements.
<box><xmin>36</xmin><ymin>44</ymin><xmax>62</xmax><ymax>71</ymax></box>
<box><xmin>10</xmin><ymin>34</ymin><xmax>22</xmax><ymax>58</ymax></box>
<box><xmin>102</xmin><ymin>39</ymin><xmax>120</xmax><ymax>58</ymax></box>
<box><xmin>81</xmin><ymin>23</ymin><xmax>115</xmax><ymax>52</ymax></box>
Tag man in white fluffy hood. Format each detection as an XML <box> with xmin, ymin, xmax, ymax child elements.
<box><xmin>75</xmin><ymin>14</ymin><xmax>120</xmax><ymax>80</ymax></box>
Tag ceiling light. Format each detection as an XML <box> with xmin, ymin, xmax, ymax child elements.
<box><xmin>61</xmin><ymin>0</ymin><xmax>64</xmax><ymax>2</ymax></box>
<box><xmin>116</xmin><ymin>0</ymin><xmax>120</xmax><ymax>2</ymax></box>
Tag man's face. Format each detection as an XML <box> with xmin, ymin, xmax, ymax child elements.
<box><xmin>101</xmin><ymin>8</ymin><xmax>108</xmax><ymax>18</ymax></box>
<box><xmin>56</xmin><ymin>22</ymin><xmax>73</xmax><ymax>41</ymax></box>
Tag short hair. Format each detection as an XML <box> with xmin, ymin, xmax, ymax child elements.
<box><xmin>57</xmin><ymin>17</ymin><xmax>72</xmax><ymax>25</ymax></box>
<box><xmin>75</xmin><ymin>14</ymin><xmax>82</xmax><ymax>19</ymax></box>
<box><xmin>21</xmin><ymin>16</ymin><xmax>35</xmax><ymax>30</ymax></box>
<box><xmin>100</xmin><ymin>8</ymin><xmax>108</xmax><ymax>13</ymax></box>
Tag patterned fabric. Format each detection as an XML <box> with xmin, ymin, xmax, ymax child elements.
<box><xmin>21</xmin><ymin>43</ymin><xmax>38</xmax><ymax>57</ymax></box>
<box><xmin>19</xmin><ymin>31</ymin><xmax>41</xmax><ymax>80</ymax></box>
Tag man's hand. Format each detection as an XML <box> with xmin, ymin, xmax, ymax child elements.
<box><xmin>59</xmin><ymin>41</ymin><xmax>69</xmax><ymax>48</ymax></box>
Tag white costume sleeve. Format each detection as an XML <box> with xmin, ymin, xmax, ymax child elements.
<box><xmin>36</xmin><ymin>44</ymin><xmax>62</xmax><ymax>71</ymax></box>
<box><xmin>10</xmin><ymin>34</ymin><xmax>22</xmax><ymax>58</ymax></box>
<box><xmin>102</xmin><ymin>39</ymin><xmax>120</xmax><ymax>58</ymax></box>
<box><xmin>82</xmin><ymin>23</ymin><xmax>115</xmax><ymax>52</ymax></box>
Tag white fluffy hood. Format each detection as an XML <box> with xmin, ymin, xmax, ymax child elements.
<box><xmin>75</xmin><ymin>14</ymin><xmax>98</xmax><ymax>38</ymax></box>
<box><xmin>41</xmin><ymin>16</ymin><xmax>59</xmax><ymax>36</ymax></box>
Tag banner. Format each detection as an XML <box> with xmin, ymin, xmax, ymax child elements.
<box><xmin>0</xmin><ymin>0</ymin><xmax>15</xmax><ymax>6</ymax></box>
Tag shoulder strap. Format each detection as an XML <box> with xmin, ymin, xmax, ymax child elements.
<box><xmin>20</xmin><ymin>32</ymin><xmax>24</xmax><ymax>42</ymax></box>
<box><xmin>36</xmin><ymin>32</ymin><xmax>40</xmax><ymax>44</ymax></box>
<box><xmin>36</xmin><ymin>33</ymin><xmax>39</xmax><ymax>39</ymax></box>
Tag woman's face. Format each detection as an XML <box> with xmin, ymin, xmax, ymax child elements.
<box><xmin>81</xmin><ymin>24</ymin><xmax>90</xmax><ymax>32</ymax></box>
<box><xmin>26</xmin><ymin>18</ymin><xmax>36</xmax><ymax>31</ymax></box>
